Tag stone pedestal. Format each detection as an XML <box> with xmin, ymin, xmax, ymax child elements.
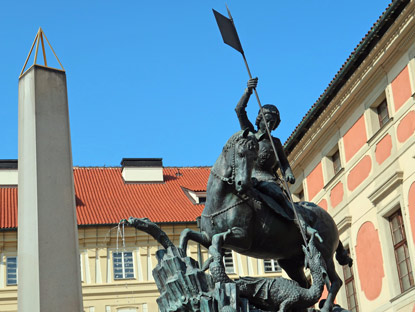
<box><xmin>17</xmin><ymin>65</ymin><xmax>83</xmax><ymax>312</ymax></box>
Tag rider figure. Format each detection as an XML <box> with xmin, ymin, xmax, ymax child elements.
<box><xmin>235</xmin><ymin>78</ymin><xmax>319</xmax><ymax>240</ymax></box>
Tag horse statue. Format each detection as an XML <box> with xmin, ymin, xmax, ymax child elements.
<box><xmin>179</xmin><ymin>129</ymin><xmax>352</xmax><ymax>312</ymax></box>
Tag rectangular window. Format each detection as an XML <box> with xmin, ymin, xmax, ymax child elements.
<box><xmin>113</xmin><ymin>251</ymin><xmax>135</xmax><ymax>280</ymax></box>
<box><xmin>6</xmin><ymin>256</ymin><xmax>18</xmax><ymax>286</ymax></box>
<box><xmin>389</xmin><ymin>210</ymin><xmax>414</xmax><ymax>292</ymax></box>
<box><xmin>377</xmin><ymin>100</ymin><xmax>390</xmax><ymax>128</ymax></box>
<box><xmin>264</xmin><ymin>259</ymin><xmax>281</xmax><ymax>273</ymax></box>
<box><xmin>331</xmin><ymin>150</ymin><xmax>342</xmax><ymax>175</ymax></box>
<box><xmin>342</xmin><ymin>250</ymin><xmax>358</xmax><ymax>312</ymax></box>
<box><xmin>223</xmin><ymin>249</ymin><xmax>235</xmax><ymax>274</ymax></box>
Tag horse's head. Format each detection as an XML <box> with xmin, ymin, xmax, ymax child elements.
<box><xmin>221</xmin><ymin>129</ymin><xmax>259</xmax><ymax>194</ymax></box>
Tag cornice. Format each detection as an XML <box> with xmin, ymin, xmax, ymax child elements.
<box><xmin>289</xmin><ymin>4</ymin><xmax>415</xmax><ymax>168</ymax></box>
<box><xmin>337</xmin><ymin>216</ymin><xmax>352</xmax><ymax>236</ymax></box>
<box><xmin>368</xmin><ymin>171</ymin><xmax>404</xmax><ymax>205</ymax></box>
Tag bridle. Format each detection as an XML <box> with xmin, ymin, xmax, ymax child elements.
<box><xmin>202</xmin><ymin>142</ymin><xmax>250</xmax><ymax>223</ymax></box>
<box><xmin>210</xmin><ymin>143</ymin><xmax>236</xmax><ymax>185</ymax></box>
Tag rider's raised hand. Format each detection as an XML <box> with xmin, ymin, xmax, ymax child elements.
<box><xmin>247</xmin><ymin>77</ymin><xmax>258</xmax><ymax>93</ymax></box>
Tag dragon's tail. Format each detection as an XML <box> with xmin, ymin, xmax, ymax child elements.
<box><xmin>335</xmin><ymin>240</ymin><xmax>353</xmax><ymax>267</ymax></box>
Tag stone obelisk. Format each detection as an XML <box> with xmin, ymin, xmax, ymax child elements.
<box><xmin>17</xmin><ymin>29</ymin><xmax>83</xmax><ymax>312</ymax></box>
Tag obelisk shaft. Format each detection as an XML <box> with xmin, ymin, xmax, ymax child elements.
<box><xmin>18</xmin><ymin>65</ymin><xmax>83</xmax><ymax>311</ymax></box>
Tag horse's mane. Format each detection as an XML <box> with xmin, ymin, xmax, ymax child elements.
<box><xmin>222</xmin><ymin>130</ymin><xmax>258</xmax><ymax>153</ymax></box>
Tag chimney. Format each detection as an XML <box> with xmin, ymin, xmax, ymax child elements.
<box><xmin>0</xmin><ymin>160</ymin><xmax>18</xmax><ymax>186</ymax></box>
<box><xmin>121</xmin><ymin>158</ymin><xmax>164</xmax><ymax>183</ymax></box>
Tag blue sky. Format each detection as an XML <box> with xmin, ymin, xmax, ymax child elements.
<box><xmin>0</xmin><ymin>1</ymin><xmax>391</xmax><ymax>167</ymax></box>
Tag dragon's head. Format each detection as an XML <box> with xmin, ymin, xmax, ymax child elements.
<box><xmin>302</xmin><ymin>234</ymin><xmax>330</xmax><ymax>288</ymax></box>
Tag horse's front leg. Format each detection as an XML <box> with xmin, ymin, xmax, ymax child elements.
<box><xmin>179</xmin><ymin>228</ymin><xmax>211</xmax><ymax>255</ymax></box>
<box><xmin>210</xmin><ymin>229</ymin><xmax>231</xmax><ymax>253</ymax></box>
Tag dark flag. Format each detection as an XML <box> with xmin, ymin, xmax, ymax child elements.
<box><xmin>212</xmin><ymin>9</ymin><xmax>244</xmax><ymax>54</ymax></box>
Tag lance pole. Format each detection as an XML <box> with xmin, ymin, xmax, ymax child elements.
<box><xmin>225</xmin><ymin>5</ymin><xmax>308</xmax><ymax>246</ymax></box>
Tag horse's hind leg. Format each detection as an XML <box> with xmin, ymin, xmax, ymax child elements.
<box><xmin>320</xmin><ymin>259</ymin><xmax>342</xmax><ymax>312</ymax></box>
<box><xmin>179</xmin><ymin>229</ymin><xmax>211</xmax><ymax>254</ymax></box>
<box><xmin>278</xmin><ymin>258</ymin><xmax>309</xmax><ymax>288</ymax></box>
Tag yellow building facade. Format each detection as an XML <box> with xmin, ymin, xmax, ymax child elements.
<box><xmin>0</xmin><ymin>161</ymin><xmax>283</xmax><ymax>312</ymax></box>
<box><xmin>0</xmin><ymin>224</ymin><xmax>283</xmax><ymax>311</ymax></box>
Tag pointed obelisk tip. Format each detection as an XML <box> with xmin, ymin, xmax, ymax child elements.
<box><xmin>20</xmin><ymin>27</ymin><xmax>65</xmax><ymax>78</ymax></box>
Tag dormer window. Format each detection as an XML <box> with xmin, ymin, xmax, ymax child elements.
<box><xmin>182</xmin><ymin>188</ymin><xmax>207</xmax><ymax>204</ymax></box>
<box><xmin>198</xmin><ymin>196</ymin><xmax>206</xmax><ymax>204</ymax></box>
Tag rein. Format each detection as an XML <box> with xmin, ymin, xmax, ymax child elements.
<box><xmin>210</xmin><ymin>167</ymin><xmax>234</xmax><ymax>184</ymax></box>
<box><xmin>201</xmin><ymin>197</ymin><xmax>249</xmax><ymax>224</ymax></box>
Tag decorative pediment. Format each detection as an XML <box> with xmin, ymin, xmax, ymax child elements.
<box><xmin>368</xmin><ymin>171</ymin><xmax>403</xmax><ymax>205</ymax></box>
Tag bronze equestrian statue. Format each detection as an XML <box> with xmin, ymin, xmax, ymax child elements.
<box><xmin>179</xmin><ymin>80</ymin><xmax>352</xmax><ymax>311</ymax></box>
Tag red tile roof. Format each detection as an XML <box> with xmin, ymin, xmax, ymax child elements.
<box><xmin>0</xmin><ymin>166</ymin><xmax>210</xmax><ymax>229</ymax></box>
<box><xmin>0</xmin><ymin>187</ymin><xmax>17</xmax><ymax>229</ymax></box>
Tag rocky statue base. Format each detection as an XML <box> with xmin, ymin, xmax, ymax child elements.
<box><xmin>153</xmin><ymin>246</ymin><xmax>240</xmax><ymax>312</ymax></box>
<box><xmin>122</xmin><ymin>217</ymin><xmax>349</xmax><ymax>312</ymax></box>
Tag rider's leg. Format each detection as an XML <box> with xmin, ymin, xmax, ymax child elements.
<box><xmin>256</xmin><ymin>181</ymin><xmax>296</xmax><ymax>218</ymax></box>
<box><xmin>256</xmin><ymin>182</ymin><xmax>322</xmax><ymax>242</ymax></box>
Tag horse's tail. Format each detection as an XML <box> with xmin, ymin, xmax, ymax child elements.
<box><xmin>335</xmin><ymin>241</ymin><xmax>353</xmax><ymax>267</ymax></box>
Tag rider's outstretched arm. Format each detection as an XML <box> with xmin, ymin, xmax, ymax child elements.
<box><xmin>235</xmin><ymin>78</ymin><xmax>257</xmax><ymax>132</ymax></box>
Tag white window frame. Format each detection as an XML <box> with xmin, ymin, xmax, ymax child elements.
<box><xmin>366</xmin><ymin>93</ymin><xmax>393</xmax><ymax>142</ymax></box>
<box><xmin>264</xmin><ymin>259</ymin><xmax>281</xmax><ymax>273</ymax></box>
<box><xmin>113</xmin><ymin>251</ymin><xmax>135</xmax><ymax>280</ymax></box>
<box><xmin>223</xmin><ymin>249</ymin><xmax>235</xmax><ymax>274</ymax></box>
<box><xmin>373</xmin><ymin>185</ymin><xmax>411</xmax><ymax>298</ymax></box>
<box><xmin>341</xmin><ymin>247</ymin><xmax>359</xmax><ymax>312</ymax></box>
<box><xmin>6</xmin><ymin>256</ymin><xmax>17</xmax><ymax>286</ymax></box>
<box><xmin>388</xmin><ymin>209</ymin><xmax>414</xmax><ymax>293</ymax></box>
<box><xmin>322</xmin><ymin>144</ymin><xmax>343</xmax><ymax>187</ymax></box>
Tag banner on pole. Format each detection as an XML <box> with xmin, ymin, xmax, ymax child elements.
<box><xmin>212</xmin><ymin>9</ymin><xmax>244</xmax><ymax>54</ymax></box>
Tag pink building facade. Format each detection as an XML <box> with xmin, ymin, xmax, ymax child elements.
<box><xmin>286</xmin><ymin>1</ymin><xmax>415</xmax><ymax>311</ymax></box>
